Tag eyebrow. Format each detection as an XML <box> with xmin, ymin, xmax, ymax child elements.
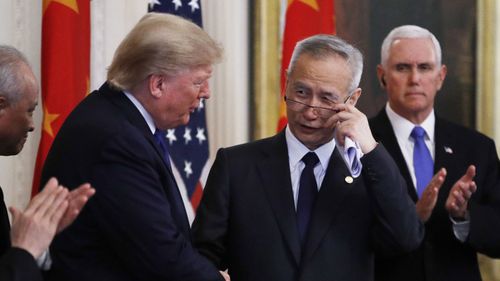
<box><xmin>292</xmin><ymin>80</ymin><xmax>341</xmax><ymax>99</ymax></box>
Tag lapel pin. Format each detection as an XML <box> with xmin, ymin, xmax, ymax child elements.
<box><xmin>345</xmin><ymin>176</ymin><xmax>353</xmax><ymax>184</ymax></box>
<box><xmin>444</xmin><ymin>146</ymin><xmax>453</xmax><ymax>154</ymax></box>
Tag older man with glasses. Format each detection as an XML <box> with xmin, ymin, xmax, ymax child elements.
<box><xmin>192</xmin><ymin>34</ymin><xmax>424</xmax><ymax>281</ymax></box>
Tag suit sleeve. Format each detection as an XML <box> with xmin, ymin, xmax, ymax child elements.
<box><xmin>468</xmin><ymin>139</ymin><xmax>500</xmax><ymax>258</ymax></box>
<box><xmin>192</xmin><ymin>148</ymin><xmax>230</xmax><ymax>270</ymax></box>
<box><xmin>361</xmin><ymin>144</ymin><xmax>425</xmax><ymax>256</ymax></box>
<box><xmin>0</xmin><ymin>248</ymin><xmax>42</xmax><ymax>281</ymax></box>
<box><xmin>88</xmin><ymin>131</ymin><xmax>223</xmax><ymax>281</ymax></box>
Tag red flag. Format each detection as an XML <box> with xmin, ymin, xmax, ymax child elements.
<box><xmin>32</xmin><ymin>0</ymin><xmax>90</xmax><ymax>195</ymax></box>
<box><xmin>277</xmin><ymin>0</ymin><xmax>335</xmax><ymax>131</ymax></box>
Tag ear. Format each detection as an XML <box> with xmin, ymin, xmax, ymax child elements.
<box><xmin>347</xmin><ymin>88</ymin><xmax>362</xmax><ymax>106</ymax></box>
<box><xmin>436</xmin><ymin>64</ymin><xmax>447</xmax><ymax>91</ymax></box>
<box><xmin>376</xmin><ymin>64</ymin><xmax>386</xmax><ymax>88</ymax></box>
<box><xmin>148</xmin><ymin>74</ymin><xmax>166</xmax><ymax>98</ymax></box>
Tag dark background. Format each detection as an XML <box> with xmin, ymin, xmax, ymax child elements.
<box><xmin>336</xmin><ymin>0</ymin><xmax>477</xmax><ymax>128</ymax></box>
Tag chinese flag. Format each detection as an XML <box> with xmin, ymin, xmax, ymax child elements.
<box><xmin>32</xmin><ymin>0</ymin><xmax>90</xmax><ymax>195</ymax></box>
<box><xmin>277</xmin><ymin>0</ymin><xmax>335</xmax><ymax>131</ymax></box>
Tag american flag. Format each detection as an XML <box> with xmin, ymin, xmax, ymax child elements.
<box><xmin>148</xmin><ymin>0</ymin><xmax>208</xmax><ymax>220</ymax></box>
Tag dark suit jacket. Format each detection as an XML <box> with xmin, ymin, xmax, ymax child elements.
<box><xmin>0</xmin><ymin>189</ymin><xmax>41</xmax><ymax>281</ymax></box>
<box><xmin>0</xmin><ymin>248</ymin><xmax>42</xmax><ymax>281</ymax></box>
<box><xmin>370</xmin><ymin>108</ymin><xmax>500</xmax><ymax>281</ymax></box>
<box><xmin>41</xmin><ymin>83</ymin><xmax>222</xmax><ymax>281</ymax></box>
<box><xmin>192</xmin><ymin>131</ymin><xmax>424</xmax><ymax>281</ymax></box>
<box><xmin>0</xmin><ymin>188</ymin><xmax>11</xmax><ymax>257</ymax></box>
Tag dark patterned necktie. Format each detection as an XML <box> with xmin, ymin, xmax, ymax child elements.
<box><xmin>297</xmin><ymin>152</ymin><xmax>319</xmax><ymax>246</ymax></box>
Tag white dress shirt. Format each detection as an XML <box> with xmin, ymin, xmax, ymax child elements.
<box><xmin>385</xmin><ymin>103</ymin><xmax>469</xmax><ymax>242</ymax></box>
<box><xmin>285</xmin><ymin>126</ymin><xmax>362</xmax><ymax>209</ymax></box>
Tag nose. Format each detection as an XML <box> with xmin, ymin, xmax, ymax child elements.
<box><xmin>199</xmin><ymin>80</ymin><xmax>210</xmax><ymax>99</ymax></box>
<box><xmin>409</xmin><ymin>68</ymin><xmax>421</xmax><ymax>84</ymax></box>
<box><xmin>303</xmin><ymin>105</ymin><xmax>320</xmax><ymax>120</ymax></box>
<box><xmin>28</xmin><ymin>117</ymin><xmax>35</xmax><ymax>132</ymax></box>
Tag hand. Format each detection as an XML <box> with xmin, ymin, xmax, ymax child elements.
<box><xmin>10</xmin><ymin>177</ymin><xmax>69</xmax><ymax>258</ymax></box>
<box><xmin>333</xmin><ymin>103</ymin><xmax>377</xmax><ymax>153</ymax></box>
<box><xmin>220</xmin><ymin>270</ymin><xmax>230</xmax><ymax>281</ymax></box>
<box><xmin>416</xmin><ymin>168</ymin><xmax>446</xmax><ymax>222</ymax></box>
<box><xmin>445</xmin><ymin>165</ymin><xmax>476</xmax><ymax>219</ymax></box>
<box><xmin>57</xmin><ymin>182</ymin><xmax>95</xmax><ymax>233</ymax></box>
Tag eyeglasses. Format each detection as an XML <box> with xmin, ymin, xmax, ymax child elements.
<box><xmin>284</xmin><ymin>94</ymin><xmax>352</xmax><ymax>118</ymax></box>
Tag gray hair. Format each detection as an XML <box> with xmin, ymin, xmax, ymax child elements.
<box><xmin>0</xmin><ymin>45</ymin><xmax>31</xmax><ymax>104</ymax></box>
<box><xmin>107</xmin><ymin>13</ymin><xmax>223</xmax><ymax>91</ymax></box>
<box><xmin>380</xmin><ymin>25</ymin><xmax>442</xmax><ymax>67</ymax></box>
<box><xmin>287</xmin><ymin>34</ymin><xmax>363</xmax><ymax>93</ymax></box>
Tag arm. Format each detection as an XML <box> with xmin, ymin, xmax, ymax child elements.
<box><xmin>0</xmin><ymin>248</ymin><xmax>42</xmax><ymax>281</ymax></box>
<box><xmin>467</xmin><ymin>140</ymin><xmax>500</xmax><ymax>257</ymax></box>
<box><xmin>192</xmin><ymin>148</ymin><xmax>230</xmax><ymax>270</ymax></box>
<box><xmin>9</xmin><ymin>178</ymin><xmax>68</xmax><ymax>259</ymax></box>
<box><xmin>333</xmin><ymin>103</ymin><xmax>424</xmax><ymax>255</ymax></box>
<box><xmin>88</xmin><ymin>132</ymin><xmax>223</xmax><ymax>280</ymax></box>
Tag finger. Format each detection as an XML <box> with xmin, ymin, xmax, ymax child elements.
<box><xmin>26</xmin><ymin>177</ymin><xmax>59</xmax><ymax>214</ymax></box>
<box><xmin>42</xmin><ymin>187</ymin><xmax>69</xmax><ymax>219</ymax></box>
<box><xmin>8</xmin><ymin>206</ymin><xmax>20</xmax><ymax>223</ymax></box>
<box><xmin>68</xmin><ymin>183</ymin><xmax>95</xmax><ymax>201</ymax></box>
<box><xmin>461</xmin><ymin>165</ymin><xmax>476</xmax><ymax>182</ymax></box>
<box><xmin>50</xmin><ymin>200</ymin><xmax>69</xmax><ymax>226</ymax></box>
<box><xmin>453</xmin><ymin>190</ymin><xmax>466</xmax><ymax>205</ymax></box>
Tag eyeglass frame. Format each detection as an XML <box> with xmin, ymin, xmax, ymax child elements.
<box><xmin>284</xmin><ymin>92</ymin><xmax>354</xmax><ymax>118</ymax></box>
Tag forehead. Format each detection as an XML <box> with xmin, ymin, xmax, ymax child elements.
<box><xmin>388</xmin><ymin>38</ymin><xmax>437</xmax><ymax>64</ymax></box>
<box><xmin>289</xmin><ymin>53</ymin><xmax>352</xmax><ymax>93</ymax></box>
<box><xmin>177</xmin><ymin>64</ymin><xmax>213</xmax><ymax>79</ymax></box>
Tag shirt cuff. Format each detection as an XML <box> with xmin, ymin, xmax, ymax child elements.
<box><xmin>36</xmin><ymin>248</ymin><xmax>52</xmax><ymax>270</ymax></box>
<box><xmin>450</xmin><ymin>212</ymin><xmax>470</xmax><ymax>243</ymax></box>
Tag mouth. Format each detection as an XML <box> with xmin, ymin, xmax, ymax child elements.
<box><xmin>299</xmin><ymin>123</ymin><xmax>319</xmax><ymax>133</ymax></box>
<box><xmin>406</xmin><ymin>91</ymin><xmax>425</xmax><ymax>97</ymax></box>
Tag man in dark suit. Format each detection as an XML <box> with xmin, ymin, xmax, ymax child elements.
<box><xmin>370</xmin><ymin>25</ymin><xmax>500</xmax><ymax>281</ymax></box>
<box><xmin>192</xmin><ymin>34</ymin><xmax>424</xmax><ymax>281</ymax></box>
<box><xmin>0</xmin><ymin>45</ymin><xmax>94</xmax><ymax>281</ymax></box>
<box><xmin>41</xmin><ymin>13</ymin><xmax>228</xmax><ymax>281</ymax></box>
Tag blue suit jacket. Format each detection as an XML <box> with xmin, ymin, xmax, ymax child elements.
<box><xmin>192</xmin><ymin>131</ymin><xmax>424</xmax><ymax>281</ymax></box>
<box><xmin>370</xmin><ymin>108</ymin><xmax>500</xmax><ymax>281</ymax></box>
<box><xmin>41</xmin><ymin>83</ymin><xmax>222</xmax><ymax>281</ymax></box>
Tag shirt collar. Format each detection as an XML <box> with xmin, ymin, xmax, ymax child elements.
<box><xmin>285</xmin><ymin>126</ymin><xmax>335</xmax><ymax>171</ymax></box>
<box><xmin>385</xmin><ymin>103</ymin><xmax>435</xmax><ymax>142</ymax></box>
<box><xmin>123</xmin><ymin>91</ymin><xmax>156</xmax><ymax>134</ymax></box>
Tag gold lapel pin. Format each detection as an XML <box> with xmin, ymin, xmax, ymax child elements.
<box><xmin>345</xmin><ymin>176</ymin><xmax>353</xmax><ymax>184</ymax></box>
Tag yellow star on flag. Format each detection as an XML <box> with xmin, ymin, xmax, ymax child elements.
<box><xmin>288</xmin><ymin>0</ymin><xmax>319</xmax><ymax>11</ymax></box>
<box><xmin>43</xmin><ymin>106</ymin><xmax>60</xmax><ymax>138</ymax></box>
<box><xmin>43</xmin><ymin>0</ymin><xmax>79</xmax><ymax>15</ymax></box>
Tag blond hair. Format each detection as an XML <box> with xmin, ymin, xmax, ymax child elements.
<box><xmin>107</xmin><ymin>13</ymin><xmax>223</xmax><ymax>91</ymax></box>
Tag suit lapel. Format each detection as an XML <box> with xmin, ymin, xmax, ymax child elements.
<box><xmin>257</xmin><ymin>132</ymin><xmax>301</xmax><ymax>266</ymax></box>
<box><xmin>302</xmin><ymin>148</ymin><xmax>355</xmax><ymax>261</ymax></box>
<box><xmin>99</xmin><ymin>83</ymin><xmax>190</xmax><ymax>233</ymax></box>
<box><xmin>371</xmin><ymin>109</ymin><xmax>418</xmax><ymax>201</ymax></box>
<box><xmin>434</xmin><ymin>118</ymin><xmax>456</xmax><ymax>177</ymax></box>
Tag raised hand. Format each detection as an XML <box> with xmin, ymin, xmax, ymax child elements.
<box><xmin>333</xmin><ymin>102</ymin><xmax>377</xmax><ymax>154</ymax></box>
<box><xmin>416</xmin><ymin>168</ymin><xmax>446</xmax><ymax>222</ymax></box>
<box><xmin>9</xmin><ymin>177</ymin><xmax>69</xmax><ymax>258</ymax></box>
<box><xmin>57</xmin><ymin>182</ymin><xmax>95</xmax><ymax>233</ymax></box>
<box><xmin>446</xmin><ymin>165</ymin><xmax>476</xmax><ymax>219</ymax></box>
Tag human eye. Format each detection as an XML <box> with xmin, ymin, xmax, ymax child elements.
<box><xmin>294</xmin><ymin>88</ymin><xmax>309</xmax><ymax>98</ymax></box>
<box><xmin>395</xmin><ymin>64</ymin><xmax>412</xmax><ymax>72</ymax></box>
<box><xmin>418</xmin><ymin>63</ymin><xmax>433</xmax><ymax>72</ymax></box>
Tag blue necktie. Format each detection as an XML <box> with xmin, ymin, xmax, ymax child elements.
<box><xmin>297</xmin><ymin>152</ymin><xmax>319</xmax><ymax>246</ymax></box>
<box><xmin>411</xmin><ymin>126</ymin><xmax>433</xmax><ymax>198</ymax></box>
<box><xmin>154</xmin><ymin>129</ymin><xmax>172</xmax><ymax>170</ymax></box>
